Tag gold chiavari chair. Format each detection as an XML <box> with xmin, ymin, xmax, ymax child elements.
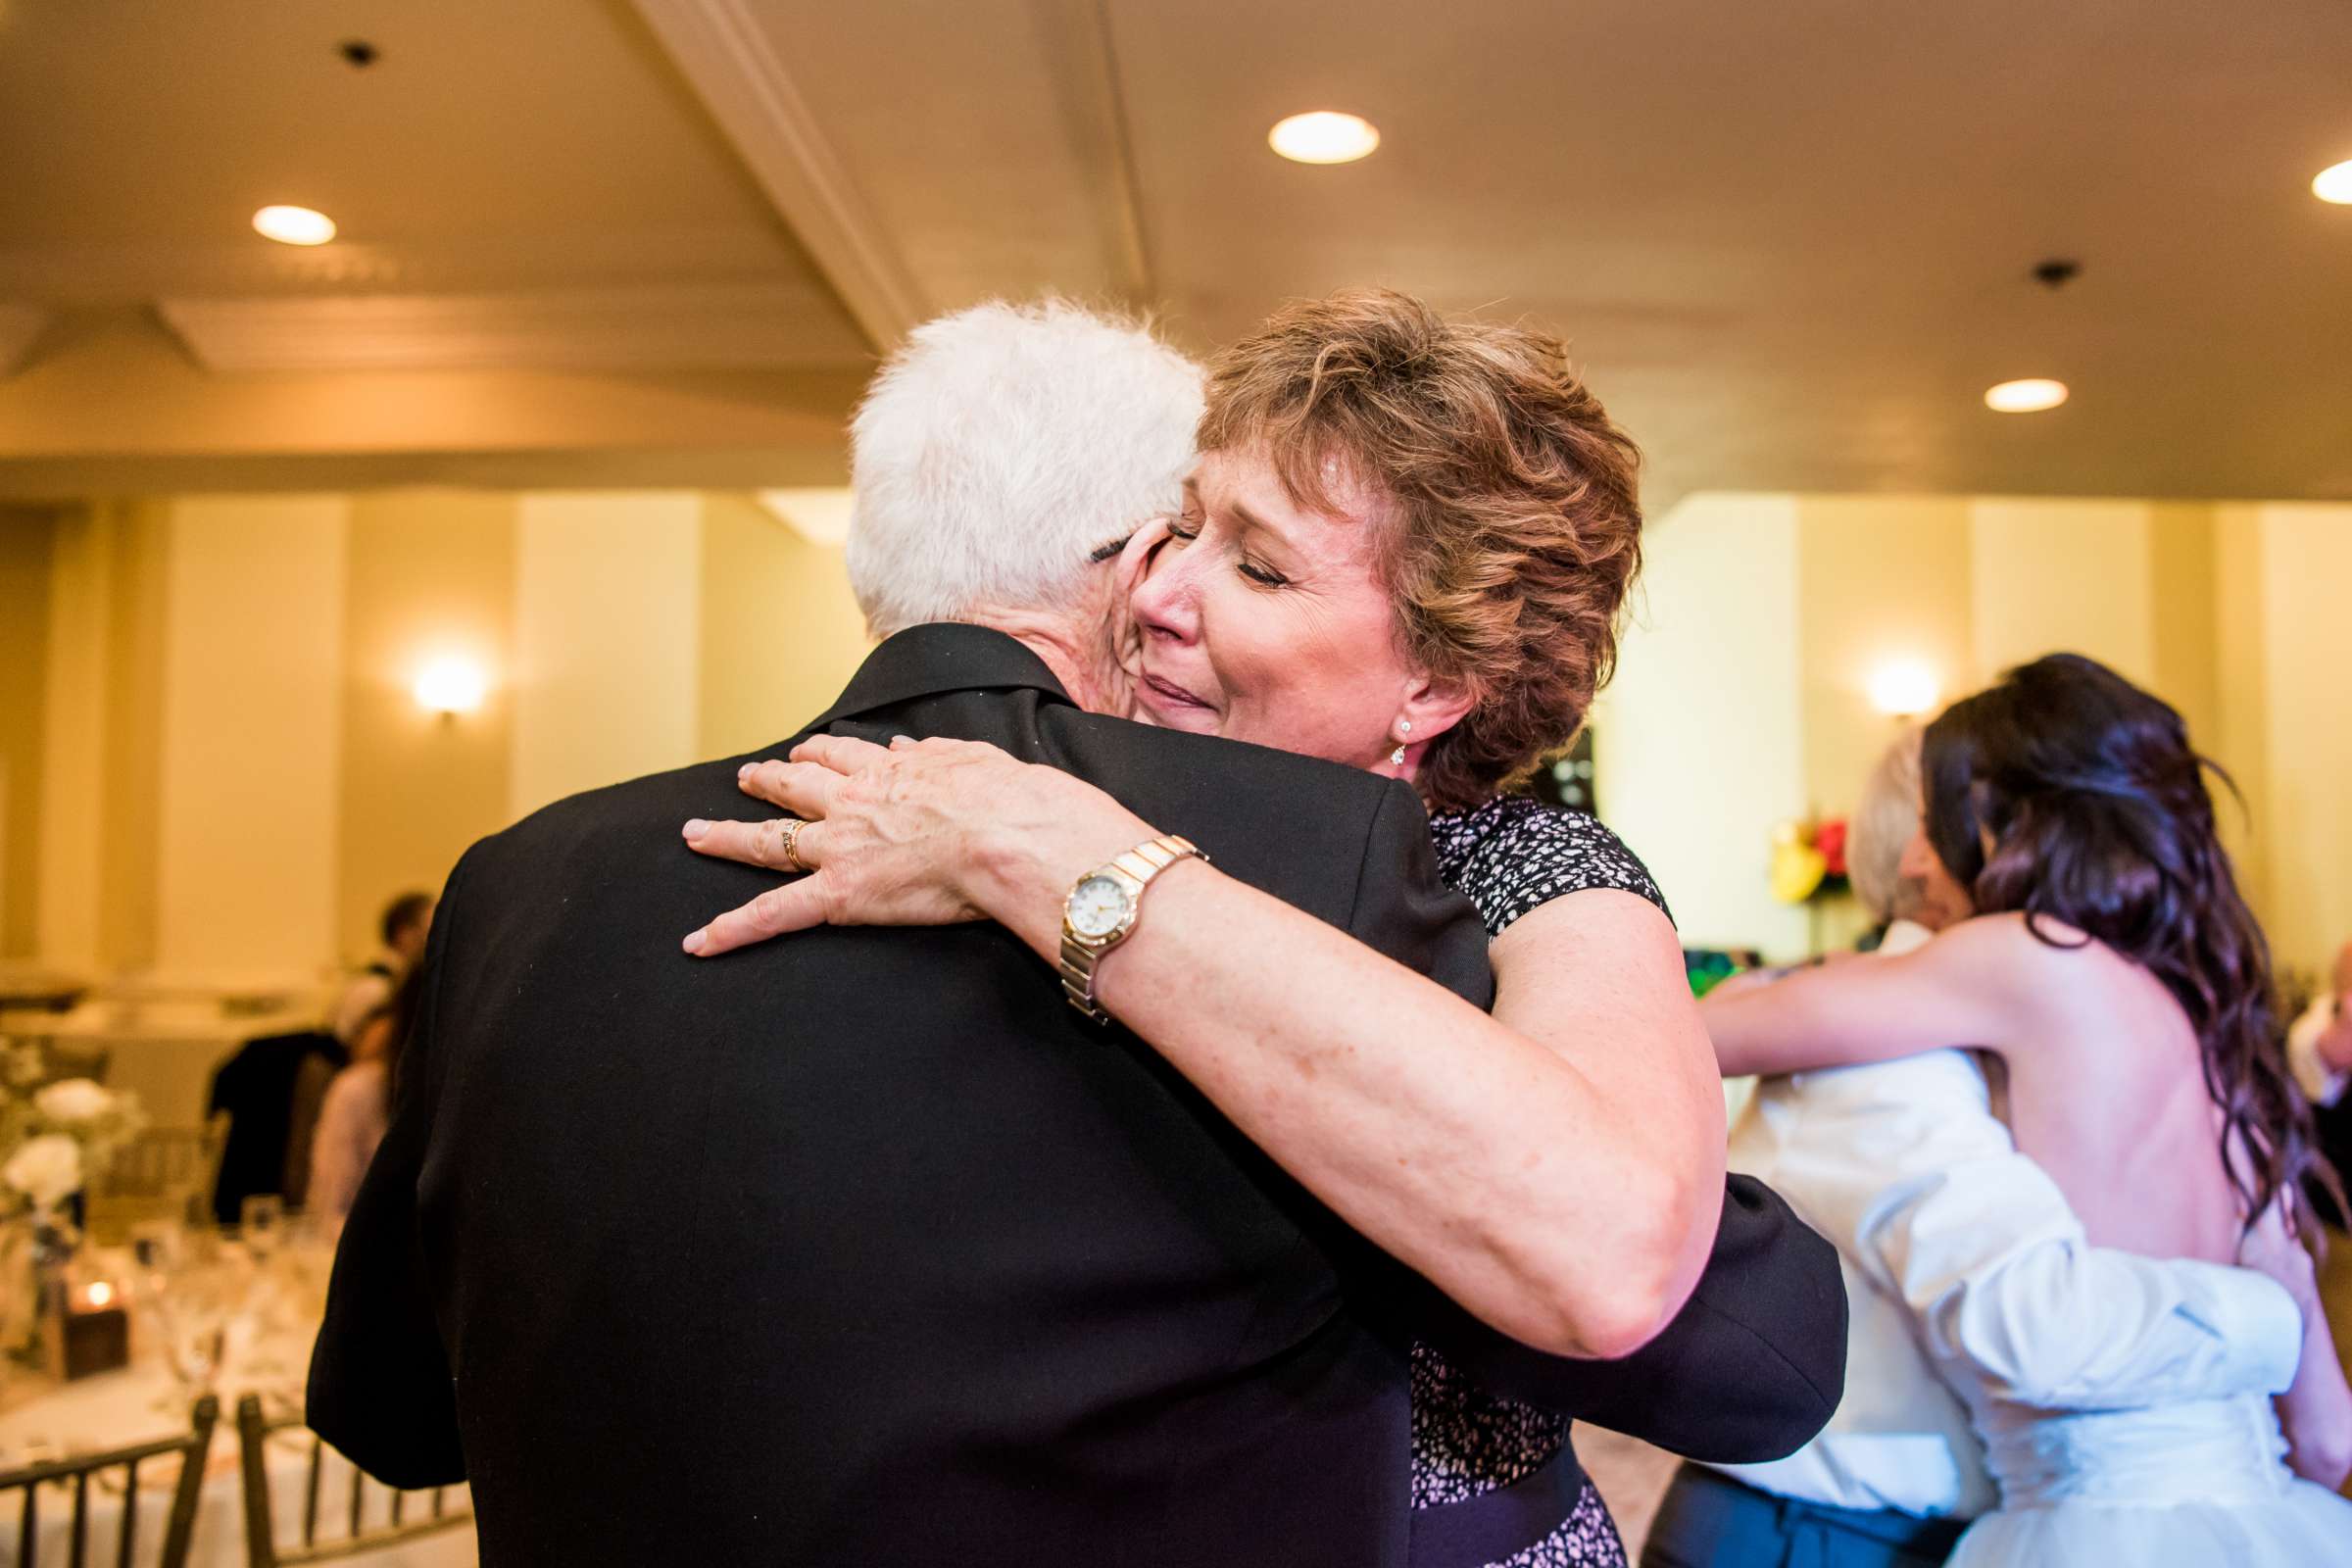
<box><xmin>86</xmin><ymin>1116</ymin><xmax>229</xmax><ymax>1244</ymax></box>
<box><xmin>233</xmin><ymin>1397</ymin><xmax>471</xmax><ymax>1567</ymax></box>
<box><xmin>0</xmin><ymin>1394</ymin><xmax>219</xmax><ymax>1568</ymax></box>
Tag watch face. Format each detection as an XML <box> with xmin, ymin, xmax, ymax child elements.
<box><xmin>1067</xmin><ymin>874</ymin><xmax>1134</xmax><ymax>940</ymax></box>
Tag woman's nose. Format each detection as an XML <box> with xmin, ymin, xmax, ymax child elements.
<box><xmin>1128</xmin><ymin>530</ymin><xmax>1198</xmax><ymax>644</ymax></box>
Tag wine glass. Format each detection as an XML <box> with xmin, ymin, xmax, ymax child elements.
<box><xmin>147</xmin><ymin>1241</ymin><xmax>239</xmax><ymax>1405</ymax></box>
<box><xmin>240</xmin><ymin>1196</ymin><xmax>286</xmax><ymax>1263</ymax></box>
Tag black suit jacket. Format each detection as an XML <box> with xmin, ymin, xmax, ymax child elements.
<box><xmin>311</xmin><ymin>624</ymin><xmax>1842</xmax><ymax>1567</ymax></box>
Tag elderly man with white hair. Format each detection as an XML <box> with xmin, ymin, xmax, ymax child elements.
<box><xmin>311</xmin><ymin>299</ymin><xmax>1840</xmax><ymax>1567</ymax></box>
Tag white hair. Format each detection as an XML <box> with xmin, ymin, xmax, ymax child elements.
<box><xmin>1848</xmin><ymin>725</ymin><xmax>1925</xmax><ymax>924</ymax></box>
<box><xmin>847</xmin><ymin>299</ymin><xmax>1205</xmax><ymax>637</ymax></box>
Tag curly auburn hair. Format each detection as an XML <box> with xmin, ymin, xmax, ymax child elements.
<box><xmin>1195</xmin><ymin>288</ymin><xmax>1644</xmax><ymax>813</ymax></box>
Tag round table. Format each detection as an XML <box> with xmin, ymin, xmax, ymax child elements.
<box><xmin>0</xmin><ymin>1296</ymin><xmax>477</xmax><ymax>1567</ymax></box>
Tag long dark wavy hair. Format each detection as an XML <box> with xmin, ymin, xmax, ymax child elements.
<box><xmin>1923</xmin><ymin>652</ymin><xmax>2342</xmax><ymax>1244</ymax></box>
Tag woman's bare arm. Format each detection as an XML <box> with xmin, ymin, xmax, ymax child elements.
<box><xmin>2281</xmin><ymin>1296</ymin><xmax>2352</xmax><ymax>1488</ymax></box>
<box><xmin>1699</xmin><ymin>916</ymin><xmax>2034</xmax><ymax>1079</ymax></box>
<box><xmin>691</xmin><ymin>736</ymin><xmax>1725</xmax><ymax>1359</ymax></box>
<box><xmin>1065</xmin><ymin>863</ymin><xmax>1723</xmax><ymax>1359</ymax></box>
<box><xmin>2240</xmin><ymin>1198</ymin><xmax>2352</xmax><ymax>1488</ymax></box>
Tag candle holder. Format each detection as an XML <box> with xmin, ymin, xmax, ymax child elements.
<box><xmin>43</xmin><ymin>1259</ymin><xmax>131</xmax><ymax>1381</ymax></box>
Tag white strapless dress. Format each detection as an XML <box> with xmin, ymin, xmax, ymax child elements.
<box><xmin>1946</xmin><ymin>1387</ymin><xmax>2352</xmax><ymax>1564</ymax></box>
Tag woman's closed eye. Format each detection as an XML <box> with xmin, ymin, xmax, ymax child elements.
<box><xmin>1167</xmin><ymin>512</ymin><xmax>1288</xmax><ymax>588</ymax></box>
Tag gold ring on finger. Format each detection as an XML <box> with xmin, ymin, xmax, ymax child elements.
<box><xmin>776</xmin><ymin>816</ymin><xmax>810</xmax><ymax>873</ymax></box>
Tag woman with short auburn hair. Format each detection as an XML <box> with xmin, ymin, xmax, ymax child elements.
<box><xmin>686</xmin><ymin>289</ymin><xmax>1758</xmax><ymax>1564</ymax></box>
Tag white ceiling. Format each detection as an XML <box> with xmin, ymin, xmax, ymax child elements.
<box><xmin>2</xmin><ymin>0</ymin><xmax>2347</xmax><ymax>506</ymax></box>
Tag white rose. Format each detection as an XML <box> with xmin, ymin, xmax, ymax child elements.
<box><xmin>33</xmin><ymin>1078</ymin><xmax>114</xmax><ymax>1125</ymax></box>
<box><xmin>3</xmin><ymin>1135</ymin><xmax>84</xmax><ymax>1209</ymax></box>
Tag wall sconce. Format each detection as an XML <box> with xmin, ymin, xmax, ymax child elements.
<box><xmin>414</xmin><ymin>656</ymin><xmax>488</xmax><ymax>717</ymax></box>
<box><xmin>1867</xmin><ymin>661</ymin><xmax>1941</xmax><ymax>718</ymax></box>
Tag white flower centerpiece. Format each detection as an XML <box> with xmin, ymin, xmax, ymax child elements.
<box><xmin>0</xmin><ymin>1044</ymin><xmax>145</xmax><ymax>1361</ymax></box>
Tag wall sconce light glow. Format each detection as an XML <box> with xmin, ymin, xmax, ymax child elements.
<box><xmin>2314</xmin><ymin>160</ymin><xmax>2352</xmax><ymax>205</ymax></box>
<box><xmin>252</xmin><ymin>205</ymin><xmax>337</xmax><ymax>246</ymax></box>
<box><xmin>414</xmin><ymin>657</ymin><xmax>487</xmax><ymax>716</ymax></box>
<box><xmin>83</xmin><ymin>1281</ymin><xmax>115</xmax><ymax>1309</ymax></box>
<box><xmin>1868</xmin><ymin>661</ymin><xmax>1942</xmax><ymax>718</ymax></box>
<box><xmin>1984</xmin><ymin>377</ymin><xmax>2068</xmax><ymax>414</ymax></box>
<box><xmin>1268</xmin><ymin>111</ymin><xmax>1381</xmax><ymax>165</ymax></box>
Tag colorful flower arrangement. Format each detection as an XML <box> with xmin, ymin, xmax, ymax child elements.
<box><xmin>1769</xmin><ymin>815</ymin><xmax>1850</xmax><ymax>905</ymax></box>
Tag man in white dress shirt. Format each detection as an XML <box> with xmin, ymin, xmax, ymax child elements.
<box><xmin>1642</xmin><ymin>731</ymin><xmax>2300</xmax><ymax>1568</ymax></box>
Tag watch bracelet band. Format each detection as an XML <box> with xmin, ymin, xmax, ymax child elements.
<box><xmin>1059</xmin><ymin>834</ymin><xmax>1204</xmax><ymax>1024</ymax></box>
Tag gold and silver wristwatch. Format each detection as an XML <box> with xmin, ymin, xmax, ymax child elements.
<box><xmin>1057</xmin><ymin>834</ymin><xmax>1205</xmax><ymax>1024</ymax></box>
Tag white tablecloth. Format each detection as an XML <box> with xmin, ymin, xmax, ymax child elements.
<box><xmin>1</xmin><ymin>1318</ymin><xmax>477</xmax><ymax>1568</ymax></box>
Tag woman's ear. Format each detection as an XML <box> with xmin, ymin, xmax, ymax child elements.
<box><xmin>1396</xmin><ymin>672</ymin><xmax>1475</xmax><ymax>748</ymax></box>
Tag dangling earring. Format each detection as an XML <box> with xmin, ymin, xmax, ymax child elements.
<box><xmin>1391</xmin><ymin>718</ymin><xmax>1410</xmax><ymax>767</ymax></box>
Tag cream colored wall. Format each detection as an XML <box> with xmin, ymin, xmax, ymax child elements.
<box><xmin>24</xmin><ymin>487</ymin><xmax>881</xmax><ymax>984</ymax></box>
<box><xmin>697</xmin><ymin>494</ymin><xmax>872</xmax><ymax>757</ymax></box>
<box><xmin>1788</xmin><ymin>497</ymin><xmax>1976</xmax><ymax>951</ymax></box>
<box><xmin>2213</xmin><ymin>506</ymin><xmax>2274</xmax><ymax>920</ymax></box>
<box><xmin>1969</xmin><ymin>500</ymin><xmax>2157</xmax><ymax>687</ymax></box>
<box><xmin>0</xmin><ymin>510</ymin><xmax>57</xmax><ymax>957</ymax></box>
<box><xmin>1794</xmin><ymin>496</ymin><xmax>1976</xmax><ymax>822</ymax></box>
<box><xmin>34</xmin><ymin>506</ymin><xmax>108</xmax><ymax>971</ymax></box>
<box><xmin>36</xmin><ymin>501</ymin><xmax>177</xmax><ymax>977</ymax></box>
<box><xmin>509</xmin><ymin>494</ymin><xmax>705</xmax><ymax>820</ymax></box>
<box><xmin>2147</xmin><ymin>505</ymin><xmax>2223</xmax><ymax>758</ymax></box>
<box><xmin>2251</xmin><ymin>504</ymin><xmax>2352</xmax><ymax>977</ymax></box>
<box><xmin>1598</xmin><ymin>494</ymin><xmax>1810</xmax><ymax>956</ymax></box>
<box><xmin>337</xmin><ymin>491</ymin><xmax>519</xmax><ymax>959</ymax></box>
<box><xmin>1616</xmin><ymin>491</ymin><xmax>2339</xmax><ymax>962</ymax></box>
<box><xmin>13</xmin><ymin>483</ymin><xmax>2341</xmax><ymax>984</ymax></box>
<box><xmin>153</xmin><ymin>497</ymin><xmax>350</xmax><ymax>984</ymax></box>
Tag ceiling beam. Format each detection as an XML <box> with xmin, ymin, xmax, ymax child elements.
<box><xmin>630</xmin><ymin>0</ymin><xmax>929</xmax><ymax>353</ymax></box>
<box><xmin>153</xmin><ymin>282</ymin><xmax>868</xmax><ymax>373</ymax></box>
<box><xmin>1030</xmin><ymin>0</ymin><xmax>1154</xmax><ymax>309</ymax></box>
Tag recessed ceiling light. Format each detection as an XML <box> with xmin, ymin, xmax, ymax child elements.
<box><xmin>1268</xmin><ymin>111</ymin><xmax>1380</xmax><ymax>165</ymax></box>
<box><xmin>1984</xmin><ymin>377</ymin><xmax>2068</xmax><ymax>414</ymax></box>
<box><xmin>2314</xmin><ymin>160</ymin><xmax>2352</xmax><ymax>205</ymax></box>
<box><xmin>252</xmin><ymin>205</ymin><xmax>337</xmax><ymax>246</ymax></box>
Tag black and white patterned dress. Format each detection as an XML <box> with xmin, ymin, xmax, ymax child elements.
<box><xmin>1407</xmin><ymin>794</ymin><xmax>1672</xmax><ymax>1568</ymax></box>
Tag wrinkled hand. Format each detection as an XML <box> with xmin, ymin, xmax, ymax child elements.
<box><xmin>679</xmin><ymin>734</ymin><xmax>1149</xmax><ymax>957</ymax></box>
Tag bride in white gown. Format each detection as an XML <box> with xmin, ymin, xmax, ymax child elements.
<box><xmin>1706</xmin><ymin>652</ymin><xmax>2352</xmax><ymax>1565</ymax></box>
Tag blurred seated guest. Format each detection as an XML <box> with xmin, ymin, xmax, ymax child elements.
<box><xmin>331</xmin><ymin>891</ymin><xmax>432</xmax><ymax>1049</ymax></box>
<box><xmin>1644</xmin><ymin>727</ymin><xmax>2307</xmax><ymax>1568</ymax></box>
<box><xmin>2287</xmin><ymin>939</ymin><xmax>2352</xmax><ymax>1232</ymax></box>
<box><xmin>310</xmin><ymin>968</ymin><xmax>419</xmax><ymax>1224</ymax></box>
<box><xmin>2286</xmin><ymin>939</ymin><xmax>2352</xmax><ymax>1109</ymax></box>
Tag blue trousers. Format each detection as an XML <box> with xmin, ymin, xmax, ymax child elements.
<box><xmin>1640</xmin><ymin>1466</ymin><xmax>1964</xmax><ymax>1568</ymax></box>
